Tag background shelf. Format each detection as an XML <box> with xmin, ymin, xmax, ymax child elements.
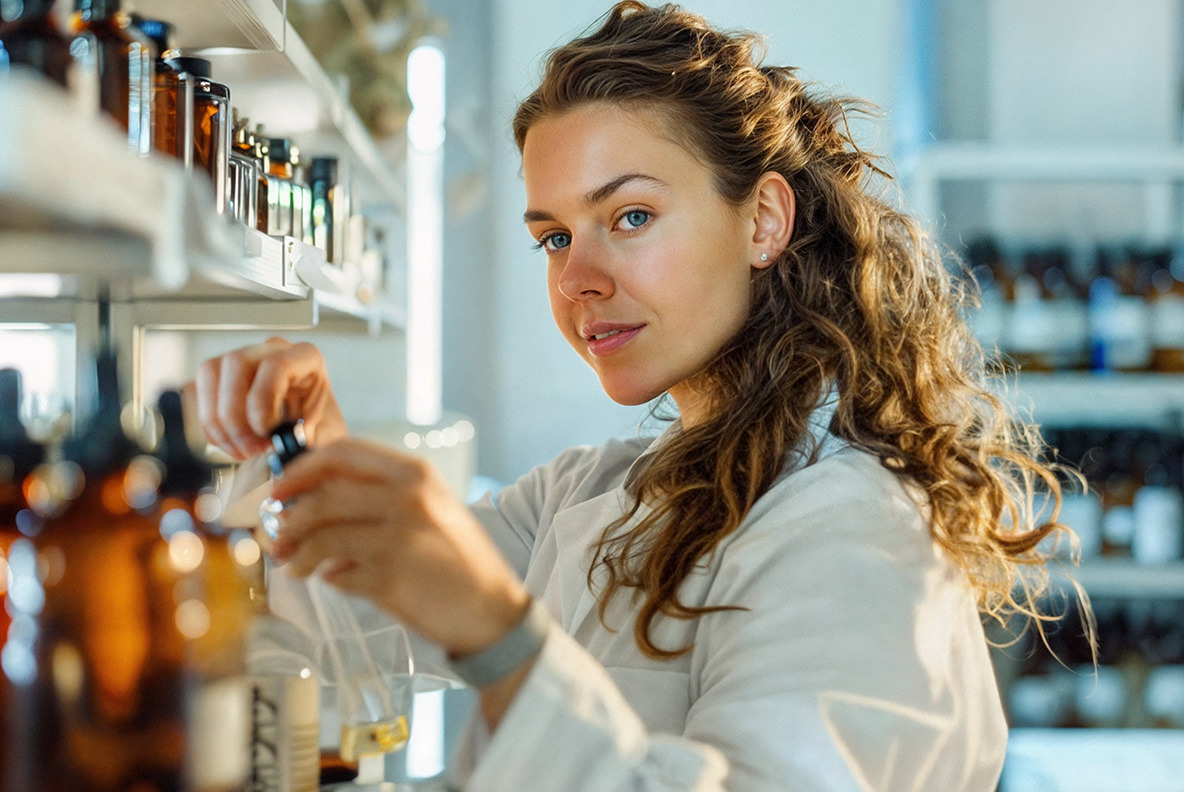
<box><xmin>1001</xmin><ymin>372</ymin><xmax>1184</xmax><ymax>428</ymax></box>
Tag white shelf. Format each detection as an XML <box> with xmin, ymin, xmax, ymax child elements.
<box><xmin>138</xmin><ymin>0</ymin><xmax>285</xmax><ymax>51</ymax></box>
<box><xmin>1051</xmin><ymin>558</ymin><xmax>1184</xmax><ymax>600</ymax></box>
<box><xmin>906</xmin><ymin>142</ymin><xmax>1184</xmax><ymax>231</ymax></box>
<box><xmin>999</xmin><ymin>372</ymin><xmax>1184</xmax><ymax>428</ymax></box>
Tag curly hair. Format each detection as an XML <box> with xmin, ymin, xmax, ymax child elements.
<box><xmin>513</xmin><ymin>1</ymin><xmax>1086</xmax><ymax>659</ymax></box>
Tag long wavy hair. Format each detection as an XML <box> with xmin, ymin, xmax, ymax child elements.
<box><xmin>514</xmin><ymin>1</ymin><xmax>1087</xmax><ymax>659</ymax></box>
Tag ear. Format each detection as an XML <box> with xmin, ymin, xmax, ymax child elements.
<box><xmin>750</xmin><ymin>171</ymin><xmax>795</xmax><ymax>269</ymax></box>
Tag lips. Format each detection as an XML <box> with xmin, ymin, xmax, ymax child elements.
<box><xmin>582</xmin><ymin>322</ymin><xmax>644</xmax><ymax>356</ymax></box>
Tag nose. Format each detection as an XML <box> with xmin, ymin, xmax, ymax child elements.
<box><xmin>555</xmin><ymin>237</ymin><xmax>614</xmax><ymax>302</ymax></box>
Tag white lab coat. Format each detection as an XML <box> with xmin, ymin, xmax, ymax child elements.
<box><xmin>463</xmin><ymin>411</ymin><xmax>1008</xmax><ymax>791</ymax></box>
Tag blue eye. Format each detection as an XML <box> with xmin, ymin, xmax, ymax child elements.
<box><xmin>618</xmin><ymin>210</ymin><xmax>650</xmax><ymax>230</ymax></box>
<box><xmin>535</xmin><ymin>232</ymin><xmax>571</xmax><ymax>253</ymax></box>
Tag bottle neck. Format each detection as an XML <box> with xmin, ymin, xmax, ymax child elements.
<box><xmin>75</xmin><ymin>0</ymin><xmax>120</xmax><ymax>22</ymax></box>
<box><xmin>2</xmin><ymin>0</ymin><xmax>57</xmax><ymax>22</ymax></box>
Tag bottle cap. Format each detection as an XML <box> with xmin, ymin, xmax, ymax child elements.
<box><xmin>266</xmin><ymin>420</ymin><xmax>308</xmax><ymax>478</ymax></box>
<box><xmin>75</xmin><ymin>0</ymin><xmax>122</xmax><ymax>19</ymax></box>
<box><xmin>165</xmin><ymin>55</ymin><xmax>212</xmax><ymax>80</ymax></box>
<box><xmin>264</xmin><ymin>137</ymin><xmax>292</xmax><ymax>164</ymax></box>
<box><xmin>132</xmin><ymin>17</ymin><xmax>172</xmax><ymax>55</ymax></box>
<box><xmin>310</xmin><ymin>157</ymin><xmax>338</xmax><ymax>184</ymax></box>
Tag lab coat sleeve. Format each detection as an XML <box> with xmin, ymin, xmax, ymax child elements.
<box><xmin>464</xmin><ymin>451</ymin><xmax>1006</xmax><ymax>791</ymax></box>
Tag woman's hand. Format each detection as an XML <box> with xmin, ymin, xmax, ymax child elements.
<box><xmin>192</xmin><ymin>337</ymin><xmax>348</xmax><ymax>460</ymax></box>
<box><xmin>268</xmin><ymin>437</ymin><xmax>532</xmax><ymax>658</ymax></box>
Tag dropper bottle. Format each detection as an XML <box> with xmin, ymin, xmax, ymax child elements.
<box><xmin>259</xmin><ymin>421</ymin><xmax>411</xmax><ymax>763</ymax></box>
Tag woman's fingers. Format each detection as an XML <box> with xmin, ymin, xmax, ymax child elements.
<box><xmin>217</xmin><ymin>350</ymin><xmax>267</xmax><ymax>459</ymax></box>
<box><xmin>269</xmin><ymin>438</ymin><xmax>427</xmax><ymax>502</ymax></box>
<box><xmin>192</xmin><ymin>337</ymin><xmax>347</xmax><ymax>460</ymax></box>
<box><xmin>194</xmin><ymin>355</ymin><xmax>232</xmax><ymax>454</ymax></box>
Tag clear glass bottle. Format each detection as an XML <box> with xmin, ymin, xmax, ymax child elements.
<box><xmin>229</xmin><ymin>111</ymin><xmax>260</xmax><ymax>226</ymax></box>
<box><xmin>165</xmin><ymin>55</ymin><xmax>231</xmax><ymax>213</ymax></box>
<box><xmin>8</xmin><ymin>346</ymin><xmax>193</xmax><ymax>792</ymax></box>
<box><xmin>0</xmin><ymin>0</ymin><xmax>72</xmax><ymax>87</ymax></box>
<box><xmin>263</xmin><ymin>136</ymin><xmax>295</xmax><ymax>237</ymax></box>
<box><xmin>254</xmin><ymin>127</ymin><xmax>271</xmax><ymax>233</ymax></box>
<box><xmin>259</xmin><ymin>422</ymin><xmax>411</xmax><ymax>764</ymax></box>
<box><xmin>70</xmin><ymin>0</ymin><xmax>154</xmax><ymax>156</ymax></box>
<box><xmin>309</xmin><ymin>156</ymin><xmax>338</xmax><ymax>259</ymax></box>
<box><xmin>1149</xmin><ymin>248</ymin><xmax>1184</xmax><ymax>372</ymax></box>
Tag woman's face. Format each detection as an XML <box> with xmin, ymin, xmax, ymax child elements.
<box><xmin>522</xmin><ymin>104</ymin><xmax>758</xmax><ymax>426</ymax></box>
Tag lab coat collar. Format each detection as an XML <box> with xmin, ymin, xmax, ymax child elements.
<box><xmin>556</xmin><ymin>384</ymin><xmax>843</xmax><ymax>635</ymax></box>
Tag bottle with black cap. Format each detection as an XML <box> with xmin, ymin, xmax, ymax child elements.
<box><xmin>262</xmin><ymin>136</ymin><xmax>296</xmax><ymax>237</ymax></box>
<box><xmin>164</xmin><ymin>55</ymin><xmax>231</xmax><ymax>213</ymax></box>
<box><xmin>69</xmin><ymin>0</ymin><xmax>154</xmax><ymax>155</ymax></box>
<box><xmin>0</xmin><ymin>0</ymin><xmax>73</xmax><ymax>87</ymax></box>
<box><xmin>155</xmin><ymin>389</ymin><xmax>255</xmax><ymax>792</ymax></box>
<box><xmin>8</xmin><ymin>346</ymin><xmax>194</xmax><ymax>792</ymax></box>
<box><xmin>309</xmin><ymin>156</ymin><xmax>338</xmax><ymax>261</ymax></box>
<box><xmin>0</xmin><ymin>369</ymin><xmax>46</xmax><ymax>792</ymax></box>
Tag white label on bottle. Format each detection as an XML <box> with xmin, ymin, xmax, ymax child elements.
<box><xmin>1150</xmin><ymin>294</ymin><xmax>1184</xmax><ymax>349</ymax></box>
<box><xmin>1102</xmin><ymin>504</ymin><xmax>1136</xmax><ymax>548</ymax></box>
<box><xmin>1103</xmin><ymin>295</ymin><xmax>1151</xmax><ymax>369</ymax></box>
<box><xmin>1049</xmin><ymin>297</ymin><xmax>1089</xmax><ymax>366</ymax></box>
<box><xmin>1132</xmin><ymin>486</ymin><xmax>1184</xmax><ymax>564</ymax></box>
<box><xmin>188</xmin><ymin>676</ymin><xmax>252</xmax><ymax>791</ymax></box>
<box><xmin>252</xmin><ymin>673</ymin><xmax>320</xmax><ymax>792</ymax></box>
<box><xmin>1007</xmin><ymin>279</ymin><xmax>1058</xmax><ymax>355</ymax></box>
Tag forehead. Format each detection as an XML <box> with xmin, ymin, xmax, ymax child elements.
<box><xmin>521</xmin><ymin>104</ymin><xmax>713</xmax><ymax>202</ymax></box>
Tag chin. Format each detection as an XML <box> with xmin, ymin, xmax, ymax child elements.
<box><xmin>597</xmin><ymin>377</ymin><xmax>665</xmax><ymax>407</ymax></box>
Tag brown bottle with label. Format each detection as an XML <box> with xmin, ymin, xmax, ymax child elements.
<box><xmin>8</xmin><ymin>347</ymin><xmax>192</xmax><ymax>792</ymax></box>
<box><xmin>0</xmin><ymin>0</ymin><xmax>72</xmax><ymax>87</ymax></box>
<box><xmin>154</xmin><ymin>390</ymin><xmax>255</xmax><ymax>792</ymax></box>
<box><xmin>0</xmin><ymin>369</ymin><xmax>47</xmax><ymax>792</ymax></box>
<box><xmin>70</xmin><ymin>0</ymin><xmax>154</xmax><ymax>155</ymax></box>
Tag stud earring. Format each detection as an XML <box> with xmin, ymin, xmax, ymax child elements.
<box><xmin>760</xmin><ymin>253</ymin><xmax>769</xmax><ymax>262</ymax></box>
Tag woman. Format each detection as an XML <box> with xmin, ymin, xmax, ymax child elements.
<box><xmin>195</xmin><ymin>3</ymin><xmax>1077</xmax><ymax>789</ymax></box>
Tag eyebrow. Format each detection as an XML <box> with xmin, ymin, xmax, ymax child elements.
<box><xmin>523</xmin><ymin>173</ymin><xmax>668</xmax><ymax>223</ymax></box>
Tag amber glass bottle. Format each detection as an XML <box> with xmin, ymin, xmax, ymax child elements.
<box><xmin>164</xmin><ymin>56</ymin><xmax>230</xmax><ymax>212</ymax></box>
<box><xmin>0</xmin><ymin>369</ymin><xmax>46</xmax><ymax>792</ymax></box>
<box><xmin>0</xmin><ymin>0</ymin><xmax>72</xmax><ymax>87</ymax></box>
<box><xmin>154</xmin><ymin>390</ymin><xmax>254</xmax><ymax>792</ymax></box>
<box><xmin>9</xmin><ymin>348</ymin><xmax>193</xmax><ymax>792</ymax></box>
<box><xmin>70</xmin><ymin>0</ymin><xmax>154</xmax><ymax>155</ymax></box>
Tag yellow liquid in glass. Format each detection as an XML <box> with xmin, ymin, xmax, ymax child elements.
<box><xmin>339</xmin><ymin>715</ymin><xmax>410</xmax><ymax>761</ymax></box>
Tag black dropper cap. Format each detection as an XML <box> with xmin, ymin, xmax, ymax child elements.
<box><xmin>60</xmin><ymin>346</ymin><xmax>144</xmax><ymax>477</ymax></box>
<box><xmin>156</xmin><ymin>390</ymin><xmax>215</xmax><ymax>496</ymax></box>
<box><xmin>266</xmin><ymin>420</ymin><xmax>307</xmax><ymax>478</ymax></box>
<box><xmin>309</xmin><ymin>157</ymin><xmax>338</xmax><ymax>184</ymax></box>
<box><xmin>0</xmin><ymin>369</ymin><xmax>44</xmax><ymax>482</ymax></box>
<box><xmin>264</xmin><ymin>137</ymin><xmax>292</xmax><ymax>164</ymax></box>
<box><xmin>165</xmin><ymin>55</ymin><xmax>212</xmax><ymax>80</ymax></box>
